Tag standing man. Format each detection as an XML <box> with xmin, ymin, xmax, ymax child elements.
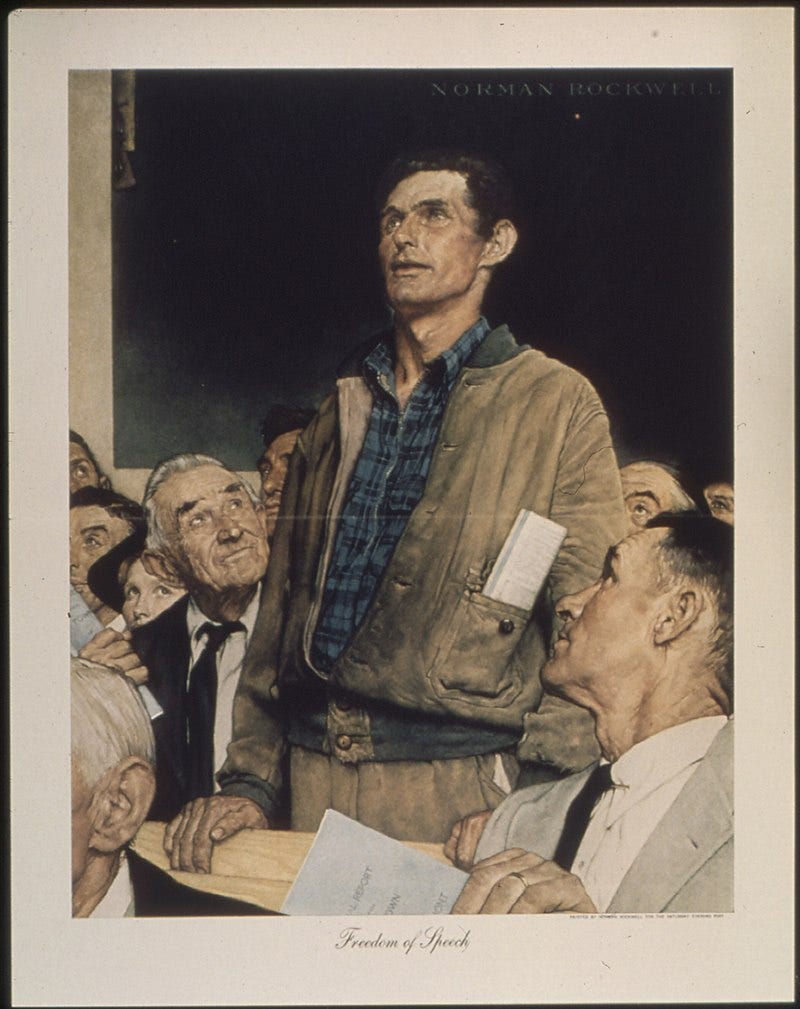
<box><xmin>167</xmin><ymin>150</ymin><xmax>627</xmax><ymax>866</ymax></box>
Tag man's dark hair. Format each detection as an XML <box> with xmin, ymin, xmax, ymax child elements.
<box><xmin>375</xmin><ymin>150</ymin><xmax>515</xmax><ymax>240</ymax></box>
<box><xmin>69</xmin><ymin>429</ymin><xmax>111</xmax><ymax>489</ymax></box>
<box><xmin>69</xmin><ymin>485</ymin><xmax>145</xmax><ymax>533</ymax></box>
<box><xmin>259</xmin><ymin>406</ymin><xmax>316</xmax><ymax>449</ymax></box>
<box><xmin>647</xmin><ymin>512</ymin><xmax>733</xmax><ymax>708</ymax></box>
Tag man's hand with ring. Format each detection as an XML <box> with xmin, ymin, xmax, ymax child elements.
<box><xmin>451</xmin><ymin>849</ymin><xmax>597</xmax><ymax>914</ymax></box>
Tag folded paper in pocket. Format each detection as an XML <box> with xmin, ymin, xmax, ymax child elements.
<box><xmin>482</xmin><ymin>509</ymin><xmax>567</xmax><ymax>611</ymax></box>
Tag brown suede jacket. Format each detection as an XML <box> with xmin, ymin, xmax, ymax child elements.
<box><xmin>220</xmin><ymin>326</ymin><xmax>627</xmax><ymax>815</ymax></box>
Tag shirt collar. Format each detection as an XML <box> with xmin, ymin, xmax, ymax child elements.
<box><xmin>90</xmin><ymin>850</ymin><xmax>134</xmax><ymax>918</ymax></box>
<box><xmin>186</xmin><ymin>582</ymin><xmax>262</xmax><ymax>649</ymax></box>
<box><xmin>362</xmin><ymin>317</ymin><xmax>490</xmax><ymax>397</ymax></box>
<box><xmin>610</xmin><ymin>715</ymin><xmax>729</xmax><ymax>792</ymax></box>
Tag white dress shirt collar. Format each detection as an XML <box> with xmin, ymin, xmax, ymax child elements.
<box><xmin>90</xmin><ymin>850</ymin><xmax>134</xmax><ymax>918</ymax></box>
<box><xmin>186</xmin><ymin>583</ymin><xmax>262</xmax><ymax>664</ymax></box>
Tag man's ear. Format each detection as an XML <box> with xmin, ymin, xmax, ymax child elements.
<box><xmin>141</xmin><ymin>549</ymin><xmax>183</xmax><ymax>587</ymax></box>
<box><xmin>479</xmin><ymin>219</ymin><xmax>518</xmax><ymax>269</ymax></box>
<box><xmin>89</xmin><ymin>757</ymin><xmax>156</xmax><ymax>853</ymax></box>
<box><xmin>653</xmin><ymin>587</ymin><xmax>705</xmax><ymax>645</ymax></box>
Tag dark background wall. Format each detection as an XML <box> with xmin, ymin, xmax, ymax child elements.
<box><xmin>113</xmin><ymin>68</ymin><xmax>732</xmax><ymax>489</ymax></box>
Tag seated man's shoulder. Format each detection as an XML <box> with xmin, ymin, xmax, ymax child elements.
<box><xmin>477</xmin><ymin>766</ymin><xmax>595</xmax><ymax>860</ymax></box>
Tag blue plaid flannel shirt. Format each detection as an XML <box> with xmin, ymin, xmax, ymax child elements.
<box><xmin>311</xmin><ymin>317</ymin><xmax>490</xmax><ymax>672</ymax></box>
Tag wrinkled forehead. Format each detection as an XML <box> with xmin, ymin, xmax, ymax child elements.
<box><xmin>69</xmin><ymin>441</ymin><xmax>95</xmax><ymax>467</ymax></box>
<box><xmin>382</xmin><ymin>170</ymin><xmax>471</xmax><ymax>213</ymax></box>
<box><xmin>69</xmin><ymin>502</ymin><xmax>127</xmax><ymax>531</ymax></box>
<box><xmin>614</xmin><ymin>526</ymin><xmax>670</xmax><ymax>570</ymax></box>
<box><xmin>620</xmin><ymin>463</ymin><xmax>680</xmax><ymax>503</ymax></box>
<box><xmin>156</xmin><ymin>464</ymin><xmax>240</xmax><ymax>513</ymax></box>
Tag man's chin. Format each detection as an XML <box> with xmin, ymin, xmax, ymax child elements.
<box><xmin>541</xmin><ymin>655</ymin><xmax>571</xmax><ymax>698</ymax></box>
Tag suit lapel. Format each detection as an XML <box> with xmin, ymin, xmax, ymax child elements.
<box><xmin>607</xmin><ymin>721</ymin><xmax>733</xmax><ymax>912</ymax></box>
<box><xmin>132</xmin><ymin>597</ymin><xmax>193</xmax><ymax>814</ymax></box>
<box><xmin>504</xmin><ymin>766</ymin><xmax>596</xmax><ymax>858</ymax></box>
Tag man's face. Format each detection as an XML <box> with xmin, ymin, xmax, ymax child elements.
<box><xmin>153</xmin><ymin>464</ymin><xmax>269</xmax><ymax>595</ymax></box>
<box><xmin>378</xmin><ymin>170</ymin><xmax>491</xmax><ymax>315</ymax></box>
<box><xmin>257</xmin><ymin>428</ymin><xmax>302</xmax><ymax>535</ymax></box>
<box><xmin>69</xmin><ymin>441</ymin><xmax>101</xmax><ymax>494</ymax></box>
<box><xmin>704</xmin><ymin>482</ymin><xmax>734</xmax><ymax>525</ymax></box>
<box><xmin>70</xmin><ymin>505</ymin><xmax>133</xmax><ymax>614</ymax></box>
<box><xmin>121</xmin><ymin>557</ymin><xmax>187</xmax><ymax>629</ymax></box>
<box><xmin>543</xmin><ymin>528</ymin><xmax>669</xmax><ymax>701</ymax></box>
<box><xmin>619</xmin><ymin>462</ymin><xmax>688</xmax><ymax>534</ymax></box>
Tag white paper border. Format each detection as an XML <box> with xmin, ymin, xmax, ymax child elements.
<box><xmin>8</xmin><ymin>7</ymin><xmax>795</xmax><ymax>1005</ymax></box>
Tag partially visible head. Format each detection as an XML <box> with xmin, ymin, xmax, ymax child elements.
<box><xmin>69</xmin><ymin>487</ymin><xmax>144</xmax><ymax>617</ymax></box>
<box><xmin>69</xmin><ymin>430</ymin><xmax>111</xmax><ymax>494</ymax></box>
<box><xmin>619</xmin><ymin>460</ymin><xmax>696</xmax><ymax>534</ymax></box>
<box><xmin>375</xmin><ymin>151</ymin><xmax>518</xmax><ymax>317</ymax></box>
<box><xmin>143</xmin><ymin>454</ymin><xmax>269</xmax><ymax>598</ymax></box>
<box><xmin>544</xmin><ymin>513</ymin><xmax>733</xmax><ymax>719</ymax></box>
<box><xmin>704</xmin><ymin>481</ymin><xmax>734</xmax><ymax>526</ymax></box>
<box><xmin>257</xmin><ymin>406</ymin><xmax>315</xmax><ymax>533</ymax></box>
<box><xmin>120</xmin><ymin>553</ymin><xmax>187</xmax><ymax>630</ymax></box>
<box><xmin>71</xmin><ymin>657</ymin><xmax>155</xmax><ymax>912</ymax></box>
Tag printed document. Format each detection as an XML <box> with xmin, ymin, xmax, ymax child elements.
<box><xmin>281</xmin><ymin>810</ymin><xmax>468</xmax><ymax>915</ymax></box>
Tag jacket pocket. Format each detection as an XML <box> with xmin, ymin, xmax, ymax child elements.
<box><xmin>427</xmin><ymin>590</ymin><xmax>527</xmax><ymax>707</ymax></box>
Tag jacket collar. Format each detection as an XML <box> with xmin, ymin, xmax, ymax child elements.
<box><xmin>337</xmin><ymin>323</ymin><xmax>526</xmax><ymax>378</ymax></box>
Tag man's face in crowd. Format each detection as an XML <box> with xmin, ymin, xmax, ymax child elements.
<box><xmin>121</xmin><ymin>557</ymin><xmax>187</xmax><ymax>629</ymax></box>
<box><xmin>257</xmin><ymin>428</ymin><xmax>302</xmax><ymax>535</ymax></box>
<box><xmin>70</xmin><ymin>441</ymin><xmax>102</xmax><ymax>495</ymax></box>
<box><xmin>379</xmin><ymin>170</ymin><xmax>491</xmax><ymax>315</ymax></box>
<box><xmin>543</xmin><ymin>528</ymin><xmax>669</xmax><ymax>701</ymax></box>
<box><xmin>619</xmin><ymin>462</ymin><xmax>688</xmax><ymax>534</ymax></box>
<box><xmin>704</xmin><ymin>482</ymin><xmax>734</xmax><ymax>525</ymax></box>
<box><xmin>70</xmin><ymin>505</ymin><xmax>133</xmax><ymax>614</ymax></box>
<box><xmin>154</xmin><ymin>464</ymin><xmax>269</xmax><ymax>595</ymax></box>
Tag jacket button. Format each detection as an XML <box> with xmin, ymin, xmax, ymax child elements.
<box><xmin>335</xmin><ymin>733</ymin><xmax>353</xmax><ymax>751</ymax></box>
<box><xmin>499</xmin><ymin>618</ymin><xmax>515</xmax><ymax>635</ymax></box>
<box><xmin>269</xmin><ymin>684</ymin><xmax>280</xmax><ymax>701</ymax></box>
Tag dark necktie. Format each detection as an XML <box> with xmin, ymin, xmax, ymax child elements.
<box><xmin>552</xmin><ymin>762</ymin><xmax>615</xmax><ymax>871</ymax></box>
<box><xmin>186</xmin><ymin>620</ymin><xmax>244</xmax><ymax>798</ymax></box>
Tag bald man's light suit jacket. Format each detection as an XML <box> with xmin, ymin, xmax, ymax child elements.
<box><xmin>475</xmin><ymin>718</ymin><xmax>733</xmax><ymax>913</ymax></box>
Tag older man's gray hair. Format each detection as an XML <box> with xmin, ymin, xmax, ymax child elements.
<box><xmin>142</xmin><ymin>452</ymin><xmax>260</xmax><ymax>554</ymax></box>
<box><xmin>71</xmin><ymin>657</ymin><xmax>155</xmax><ymax>790</ymax></box>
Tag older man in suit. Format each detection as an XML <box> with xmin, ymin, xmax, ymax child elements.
<box><xmin>451</xmin><ymin>513</ymin><xmax>733</xmax><ymax>914</ymax></box>
<box><xmin>83</xmin><ymin>454</ymin><xmax>271</xmax><ymax>822</ymax></box>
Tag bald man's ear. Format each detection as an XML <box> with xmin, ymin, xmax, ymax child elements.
<box><xmin>653</xmin><ymin>587</ymin><xmax>705</xmax><ymax>646</ymax></box>
<box><xmin>480</xmin><ymin>219</ymin><xmax>518</xmax><ymax>269</ymax></box>
<box><xmin>89</xmin><ymin>756</ymin><xmax>156</xmax><ymax>854</ymax></box>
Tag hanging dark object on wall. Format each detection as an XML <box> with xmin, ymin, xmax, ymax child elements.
<box><xmin>112</xmin><ymin>69</ymin><xmax>136</xmax><ymax>190</ymax></box>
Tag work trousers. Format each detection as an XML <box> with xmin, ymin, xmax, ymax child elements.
<box><xmin>290</xmin><ymin>745</ymin><xmax>519</xmax><ymax>844</ymax></box>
